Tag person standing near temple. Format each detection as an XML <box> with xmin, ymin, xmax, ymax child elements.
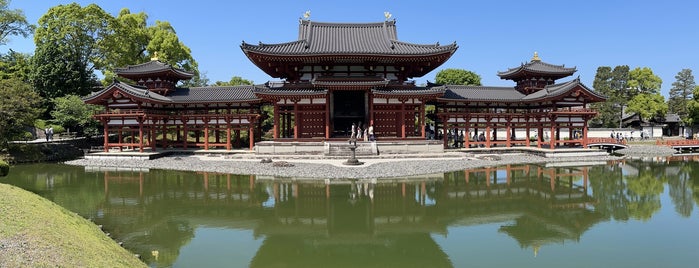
<box><xmin>368</xmin><ymin>124</ymin><xmax>375</xmax><ymax>141</ymax></box>
<box><xmin>363</xmin><ymin>125</ymin><xmax>369</xmax><ymax>142</ymax></box>
<box><xmin>48</xmin><ymin>126</ymin><xmax>54</xmax><ymax>141</ymax></box>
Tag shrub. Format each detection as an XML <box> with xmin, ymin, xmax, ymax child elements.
<box><xmin>0</xmin><ymin>160</ymin><xmax>9</xmax><ymax>177</ymax></box>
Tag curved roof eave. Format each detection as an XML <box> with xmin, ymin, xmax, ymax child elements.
<box><xmin>83</xmin><ymin>81</ymin><xmax>173</xmax><ymax>105</ymax></box>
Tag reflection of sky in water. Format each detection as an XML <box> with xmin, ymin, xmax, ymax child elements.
<box><xmin>262</xmin><ymin>186</ymin><xmax>275</xmax><ymax>208</ymax></box>
<box><xmin>175</xmin><ymin>227</ymin><xmax>262</xmax><ymax>268</ymax></box>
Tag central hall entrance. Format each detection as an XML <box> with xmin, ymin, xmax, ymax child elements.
<box><xmin>332</xmin><ymin>90</ymin><xmax>367</xmax><ymax>137</ymax></box>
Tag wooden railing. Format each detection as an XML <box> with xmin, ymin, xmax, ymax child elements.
<box><xmin>587</xmin><ymin>137</ymin><xmax>627</xmax><ymax>145</ymax></box>
<box><xmin>657</xmin><ymin>139</ymin><xmax>699</xmax><ymax>146</ymax></box>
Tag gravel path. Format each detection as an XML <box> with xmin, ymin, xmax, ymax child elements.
<box><xmin>64</xmin><ymin>144</ymin><xmax>676</xmax><ymax>179</ymax></box>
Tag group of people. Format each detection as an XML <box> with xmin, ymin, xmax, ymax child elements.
<box><xmin>610</xmin><ymin>130</ymin><xmax>628</xmax><ymax>142</ymax></box>
<box><xmin>44</xmin><ymin>126</ymin><xmax>54</xmax><ymax>141</ymax></box>
<box><xmin>350</xmin><ymin>122</ymin><xmax>375</xmax><ymax>142</ymax></box>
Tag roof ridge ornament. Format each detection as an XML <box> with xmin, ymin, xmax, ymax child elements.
<box><xmin>384</xmin><ymin>11</ymin><xmax>392</xmax><ymax>21</ymax></box>
<box><xmin>531</xmin><ymin>51</ymin><xmax>541</xmax><ymax>62</ymax></box>
<box><xmin>150</xmin><ymin>52</ymin><xmax>159</xmax><ymax>61</ymax></box>
<box><xmin>303</xmin><ymin>10</ymin><xmax>310</xmax><ymax>20</ymax></box>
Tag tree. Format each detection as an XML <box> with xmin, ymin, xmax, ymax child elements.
<box><xmin>0</xmin><ymin>0</ymin><xmax>34</xmax><ymax>46</ymax></box>
<box><xmin>31</xmin><ymin>3</ymin><xmax>112</xmax><ymax>99</ymax></box>
<box><xmin>0</xmin><ymin>78</ymin><xmax>43</xmax><ymax>148</ymax></box>
<box><xmin>0</xmin><ymin>49</ymin><xmax>31</xmax><ymax>82</ymax></box>
<box><xmin>213</xmin><ymin>76</ymin><xmax>254</xmax><ymax>86</ymax></box>
<box><xmin>50</xmin><ymin>94</ymin><xmax>102</xmax><ymax>136</ymax></box>
<box><xmin>590</xmin><ymin>65</ymin><xmax>642</xmax><ymax>128</ymax></box>
<box><xmin>628</xmin><ymin>67</ymin><xmax>662</xmax><ymax>95</ymax></box>
<box><xmin>668</xmin><ymin>69</ymin><xmax>695</xmax><ymax>122</ymax></box>
<box><xmin>434</xmin><ymin>68</ymin><xmax>481</xmax><ymax>85</ymax></box>
<box><xmin>100</xmin><ymin>9</ymin><xmax>199</xmax><ymax>78</ymax></box>
<box><xmin>626</xmin><ymin>93</ymin><xmax>668</xmax><ymax>122</ymax></box>
<box><xmin>686</xmin><ymin>85</ymin><xmax>699</xmax><ymax>127</ymax></box>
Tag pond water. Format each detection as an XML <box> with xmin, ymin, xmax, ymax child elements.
<box><xmin>2</xmin><ymin>157</ymin><xmax>699</xmax><ymax>268</ymax></box>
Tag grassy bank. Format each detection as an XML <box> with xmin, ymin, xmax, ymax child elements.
<box><xmin>0</xmin><ymin>183</ymin><xmax>146</xmax><ymax>267</ymax></box>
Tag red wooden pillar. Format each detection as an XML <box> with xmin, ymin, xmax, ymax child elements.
<box><xmin>226</xmin><ymin>119</ymin><xmax>232</xmax><ymax>150</ymax></box>
<box><xmin>273</xmin><ymin>103</ymin><xmax>279</xmax><ymax>139</ymax></box>
<box><xmin>204</xmin><ymin>119</ymin><xmax>210</xmax><ymax>150</ymax></box>
<box><xmin>325</xmin><ymin>97</ymin><xmax>330</xmax><ymax>139</ymax></box>
<box><xmin>102</xmin><ymin>118</ymin><xmax>109</xmax><ymax>152</ymax></box>
<box><xmin>161</xmin><ymin>120</ymin><xmax>167</xmax><ymax>149</ymax></box>
<box><xmin>138</xmin><ymin>118</ymin><xmax>144</xmax><ymax>153</ymax></box>
<box><xmin>182</xmin><ymin>117</ymin><xmax>188</xmax><ymax>149</ymax></box>
<box><xmin>117</xmin><ymin>127</ymin><xmax>123</xmax><ymax>151</ymax></box>
<box><xmin>248</xmin><ymin>122</ymin><xmax>254</xmax><ymax>151</ymax></box>
<box><xmin>400</xmin><ymin>101</ymin><xmax>406</xmax><ymax>139</ymax></box>
<box><xmin>442</xmin><ymin>116</ymin><xmax>448</xmax><ymax>148</ymax></box>
<box><xmin>464</xmin><ymin>123</ymin><xmax>470</xmax><ymax>148</ymax></box>
<box><xmin>506</xmin><ymin>124</ymin><xmax>512</xmax><ymax>148</ymax></box>
<box><xmin>525</xmin><ymin>118</ymin><xmax>531</xmax><ymax>147</ymax></box>
<box><xmin>419</xmin><ymin>101</ymin><xmax>425</xmax><ymax>139</ymax></box>
<box><xmin>582</xmin><ymin>119</ymin><xmax>589</xmax><ymax>147</ymax></box>
<box><xmin>486</xmin><ymin>125</ymin><xmax>491</xmax><ymax>148</ymax></box>
<box><xmin>550</xmin><ymin>123</ymin><xmax>556</xmax><ymax>150</ymax></box>
<box><xmin>150</xmin><ymin>119</ymin><xmax>156</xmax><ymax>152</ymax></box>
<box><xmin>293</xmin><ymin>102</ymin><xmax>299</xmax><ymax>140</ymax></box>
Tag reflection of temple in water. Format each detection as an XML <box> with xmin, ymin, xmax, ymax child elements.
<box><xmin>90</xmin><ymin>163</ymin><xmax>605</xmax><ymax>266</ymax></box>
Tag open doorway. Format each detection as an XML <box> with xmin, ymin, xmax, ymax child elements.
<box><xmin>332</xmin><ymin>90</ymin><xmax>366</xmax><ymax>137</ymax></box>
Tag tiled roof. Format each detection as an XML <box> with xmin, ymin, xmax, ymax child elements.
<box><xmin>521</xmin><ymin>78</ymin><xmax>604</xmax><ymax>101</ymax></box>
<box><xmin>497</xmin><ymin>60</ymin><xmax>576</xmax><ymax>79</ymax></box>
<box><xmin>311</xmin><ymin>77</ymin><xmax>390</xmax><ymax>86</ymax></box>
<box><xmin>665</xmin><ymin>113</ymin><xmax>681</xmax><ymax>123</ymax></box>
<box><xmin>372</xmin><ymin>87</ymin><xmax>445</xmax><ymax>96</ymax></box>
<box><xmin>241</xmin><ymin>20</ymin><xmax>457</xmax><ymax>56</ymax></box>
<box><xmin>255</xmin><ymin>87</ymin><xmax>328</xmax><ymax>96</ymax></box>
<box><xmin>115</xmin><ymin>60</ymin><xmax>194</xmax><ymax>79</ymax></box>
<box><xmin>167</xmin><ymin>86</ymin><xmax>259</xmax><ymax>103</ymax></box>
<box><xmin>437</xmin><ymin>78</ymin><xmax>606</xmax><ymax>104</ymax></box>
<box><xmin>83</xmin><ymin>81</ymin><xmax>172</xmax><ymax>103</ymax></box>
<box><xmin>437</xmin><ymin>85</ymin><xmax>525</xmax><ymax>101</ymax></box>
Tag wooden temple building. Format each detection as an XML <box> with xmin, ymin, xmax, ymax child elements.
<box><xmin>84</xmin><ymin>17</ymin><xmax>605</xmax><ymax>152</ymax></box>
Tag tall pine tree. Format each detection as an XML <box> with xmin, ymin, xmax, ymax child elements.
<box><xmin>668</xmin><ymin>69</ymin><xmax>696</xmax><ymax>121</ymax></box>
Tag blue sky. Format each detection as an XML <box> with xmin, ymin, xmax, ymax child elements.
<box><xmin>5</xmin><ymin>0</ymin><xmax>698</xmax><ymax>97</ymax></box>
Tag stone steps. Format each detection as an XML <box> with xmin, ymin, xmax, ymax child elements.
<box><xmin>325</xmin><ymin>142</ymin><xmax>377</xmax><ymax>156</ymax></box>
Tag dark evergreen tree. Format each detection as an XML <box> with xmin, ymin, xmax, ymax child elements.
<box><xmin>668</xmin><ymin>69</ymin><xmax>696</xmax><ymax>121</ymax></box>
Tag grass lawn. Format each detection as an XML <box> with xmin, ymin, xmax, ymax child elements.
<box><xmin>0</xmin><ymin>183</ymin><xmax>146</xmax><ymax>267</ymax></box>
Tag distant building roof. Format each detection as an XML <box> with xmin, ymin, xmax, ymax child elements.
<box><xmin>497</xmin><ymin>53</ymin><xmax>576</xmax><ymax>80</ymax></box>
<box><xmin>115</xmin><ymin>60</ymin><xmax>194</xmax><ymax>80</ymax></box>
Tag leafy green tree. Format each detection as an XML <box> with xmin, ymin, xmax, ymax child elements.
<box><xmin>98</xmin><ymin>8</ymin><xmax>199</xmax><ymax>86</ymax></box>
<box><xmin>628</xmin><ymin>67</ymin><xmax>662</xmax><ymax>95</ymax></box>
<box><xmin>145</xmin><ymin>20</ymin><xmax>198</xmax><ymax>73</ymax></box>
<box><xmin>31</xmin><ymin>3</ymin><xmax>112</xmax><ymax>99</ymax></box>
<box><xmin>50</xmin><ymin>94</ymin><xmax>102</xmax><ymax>136</ymax></box>
<box><xmin>98</xmin><ymin>9</ymin><xmax>150</xmax><ymax>74</ymax></box>
<box><xmin>591</xmin><ymin>65</ymin><xmax>639</xmax><ymax>127</ymax></box>
<box><xmin>434</xmin><ymin>68</ymin><xmax>481</xmax><ymax>85</ymax></box>
<box><xmin>591</xmin><ymin>67</ymin><xmax>614</xmax><ymax>127</ymax></box>
<box><xmin>0</xmin><ymin>49</ymin><xmax>31</xmax><ymax>82</ymax></box>
<box><xmin>626</xmin><ymin>93</ymin><xmax>667</xmax><ymax>122</ymax></box>
<box><xmin>0</xmin><ymin>78</ymin><xmax>43</xmax><ymax>148</ymax></box>
<box><xmin>668</xmin><ymin>69</ymin><xmax>695</xmax><ymax>123</ymax></box>
<box><xmin>213</xmin><ymin>76</ymin><xmax>254</xmax><ymax>86</ymax></box>
<box><xmin>687</xmin><ymin>85</ymin><xmax>699</xmax><ymax>127</ymax></box>
<box><xmin>0</xmin><ymin>0</ymin><xmax>34</xmax><ymax>46</ymax></box>
<box><xmin>179</xmin><ymin>71</ymin><xmax>210</xmax><ymax>87</ymax></box>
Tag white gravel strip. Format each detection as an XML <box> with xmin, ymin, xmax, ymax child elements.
<box><xmin>64</xmin><ymin>145</ymin><xmax>676</xmax><ymax>179</ymax></box>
